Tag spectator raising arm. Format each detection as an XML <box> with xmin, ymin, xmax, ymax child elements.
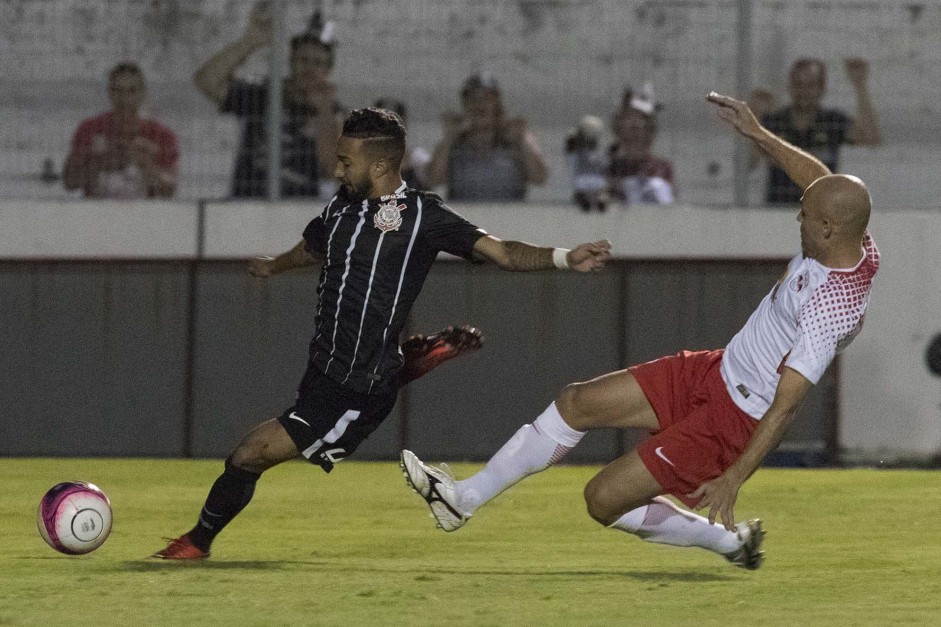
<box><xmin>844</xmin><ymin>58</ymin><xmax>882</xmax><ymax>146</ymax></box>
<box><xmin>193</xmin><ymin>1</ymin><xmax>272</xmax><ymax>105</ymax></box>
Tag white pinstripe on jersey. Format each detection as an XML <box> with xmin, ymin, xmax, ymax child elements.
<box><xmin>369</xmin><ymin>196</ymin><xmax>424</xmax><ymax>394</ymax></box>
<box><xmin>324</xmin><ymin>199</ymin><xmax>369</xmax><ymax>375</ymax></box>
<box><xmin>313</xmin><ymin>195</ymin><xmax>341</xmax><ymax>347</ymax></box>
<box><xmin>343</xmin><ymin>229</ymin><xmax>387</xmax><ymax>384</ymax></box>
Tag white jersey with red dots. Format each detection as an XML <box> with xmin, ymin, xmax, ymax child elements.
<box><xmin>720</xmin><ymin>232</ymin><xmax>880</xmax><ymax>419</ymax></box>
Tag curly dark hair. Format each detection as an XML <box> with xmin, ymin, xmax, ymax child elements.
<box><xmin>342</xmin><ymin>107</ymin><xmax>406</xmax><ymax>166</ymax></box>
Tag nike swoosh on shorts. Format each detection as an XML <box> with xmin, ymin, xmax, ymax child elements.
<box><xmin>654</xmin><ymin>446</ymin><xmax>675</xmax><ymax>467</ymax></box>
<box><xmin>288</xmin><ymin>412</ymin><xmax>311</xmax><ymax>427</ymax></box>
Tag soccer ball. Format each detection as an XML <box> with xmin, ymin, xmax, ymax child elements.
<box><xmin>37</xmin><ymin>481</ymin><xmax>113</xmax><ymax>555</ymax></box>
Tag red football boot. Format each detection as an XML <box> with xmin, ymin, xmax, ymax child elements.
<box><xmin>152</xmin><ymin>534</ymin><xmax>210</xmax><ymax>560</ymax></box>
<box><xmin>400</xmin><ymin>325</ymin><xmax>484</xmax><ymax>384</ymax></box>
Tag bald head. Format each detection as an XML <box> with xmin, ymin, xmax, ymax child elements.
<box><xmin>803</xmin><ymin>174</ymin><xmax>871</xmax><ymax>239</ymax></box>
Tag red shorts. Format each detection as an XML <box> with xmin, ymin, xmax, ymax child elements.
<box><xmin>632</xmin><ymin>349</ymin><xmax>758</xmax><ymax>508</ymax></box>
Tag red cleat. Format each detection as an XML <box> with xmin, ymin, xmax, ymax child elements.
<box><xmin>152</xmin><ymin>534</ymin><xmax>210</xmax><ymax>560</ymax></box>
<box><xmin>400</xmin><ymin>325</ymin><xmax>484</xmax><ymax>384</ymax></box>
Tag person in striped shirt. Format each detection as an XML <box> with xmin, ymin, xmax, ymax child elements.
<box><xmin>154</xmin><ymin>107</ymin><xmax>611</xmax><ymax>559</ymax></box>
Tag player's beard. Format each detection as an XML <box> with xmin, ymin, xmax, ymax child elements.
<box><xmin>341</xmin><ymin>177</ymin><xmax>374</xmax><ymax>202</ymax></box>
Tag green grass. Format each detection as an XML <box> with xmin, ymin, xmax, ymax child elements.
<box><xmin>1</xmin><ymin>459</ymin><xmax>940</xmax><ymax>626</ymax></box>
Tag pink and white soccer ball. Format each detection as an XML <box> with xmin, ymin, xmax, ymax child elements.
<box><xmin>37</xmin><ymin>481</ymin><xmax>112</xmax><ymax>555</ymax></box>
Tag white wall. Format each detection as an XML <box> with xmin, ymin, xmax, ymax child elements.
<box><xmin>0</xmin><ymin>199</ymin><xmax>198</xmax><ymax>258</ymax></box>
<box><xmin>840</xmin><ymin>212</ymin><xmax>941</xmax><ymax>460</ymax></box>
<box><xmin>3</xmin><ymin>199</ymin><xmax>938</xmax><ymax>459</ymax></box>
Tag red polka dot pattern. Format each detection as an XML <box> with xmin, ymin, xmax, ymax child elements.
<box><xmin>792</xmin><ymin>234</ymin><xmax>880</xmax><ymax>375</ymax></box>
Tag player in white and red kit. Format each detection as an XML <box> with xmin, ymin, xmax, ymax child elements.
<box><xmin>400</xmin><ymin>92</ymin><xmax>879</xmax><ymax>570</ymax></box>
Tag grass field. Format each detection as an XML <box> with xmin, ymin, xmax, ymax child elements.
<box><xmin>2</xmin><ymin>458</ymin><xmax>940</xmax><ymax>626</ymax></box>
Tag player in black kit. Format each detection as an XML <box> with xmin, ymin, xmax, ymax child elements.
<box><xmin>155</xmin><ymin>107</ymin><xmax>611</xmax><ymax>559</ymax></box>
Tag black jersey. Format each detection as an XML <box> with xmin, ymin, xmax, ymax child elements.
<box><xmin>762</xmin><ymin>107</ymin><xmax>853</xmax><ymax>204</ymax></box>
<box><xmin>303</xmin><ymin>182</ymin><xmax>486</xmax><ymax>394</ymax></box>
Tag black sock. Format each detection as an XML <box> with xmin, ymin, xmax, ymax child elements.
<box><xmin>187</xmin><ymin>456</ymin><xmax>261</xmax><ymax>551</ymax></box>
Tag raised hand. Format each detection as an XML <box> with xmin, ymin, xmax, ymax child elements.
<box><xmin>567</xmin><ymin>240</ymin><xmax>612</xmax><ymax>273</ymax></box>
<box><xmin>244</xmin><ymin>0</ymin><xmax>273</xmax><ymax>48</ymax></box>
<box><xmin>844</xmin><ymin>57</ymin><xmax>869</xmax><ymax>89</ymax></box>
<box><xmin>706</xmin><ymin>91</ymin><xmax>763</xmax><ymax>139</ymax></box>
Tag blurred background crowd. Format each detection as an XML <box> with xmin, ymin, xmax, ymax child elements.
<box><xmin>2</xmin><ymin>0</ymin><xmax>938</xmax><ymax>210</ymax></box>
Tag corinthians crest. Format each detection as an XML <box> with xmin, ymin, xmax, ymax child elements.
<box><xmin>374</xmin><ymin>200</ymin><xmax>406</xmax><ymax>232</ymax></box>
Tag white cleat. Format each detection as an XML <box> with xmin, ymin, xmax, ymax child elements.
<box><xmin>400</xmin><ymin>449</ymin><xmax>470</xmax><ymax>532</ymax></box>
<box><xmin>724</xmin><ymin>518</ymin><xmax>766</xmax><ymax>570</ymax></box>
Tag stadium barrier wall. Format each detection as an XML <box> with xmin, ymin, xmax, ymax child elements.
<box><xmin>1</xmin><ymin>200</ymin><xmax>937</xmax><ymax>463</ymax></box>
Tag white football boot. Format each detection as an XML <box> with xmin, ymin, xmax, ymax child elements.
<box><xmin>400</xmin><ymin>449</ymin><xmax>470</xmax><ymax>532</ymax></box>
<box><xmin>724</xmin><ymin>518</ymin><xmax>766</xmax><ymax>570</ymax></box>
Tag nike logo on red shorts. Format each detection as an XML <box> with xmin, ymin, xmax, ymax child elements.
<box><xmin>654</xmin><ymin>446</ymin><xmax>676</xmax><ymax>467</ymax></box>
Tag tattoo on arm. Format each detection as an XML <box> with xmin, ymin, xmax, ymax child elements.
<box><xmin>502</xmin><ymin>241</ymin><xmax>554</xmax><ymax>271</ymax></box>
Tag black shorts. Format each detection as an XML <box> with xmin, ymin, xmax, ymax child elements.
<box><xmin>277</xmin><ymin>363</ymin><xmax>399</xmax><ymax>472</ymax></box>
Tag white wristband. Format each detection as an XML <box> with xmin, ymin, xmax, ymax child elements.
<box><xmin>552</xmin><ymin>248</ymin><xmax>571</xmax><ymax>269</ymax></box>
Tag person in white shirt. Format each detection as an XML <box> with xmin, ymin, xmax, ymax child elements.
<box><xmin>399</xmin><ymin>91</ymin><xmax>880</xmax><ymax>571</ymax></box>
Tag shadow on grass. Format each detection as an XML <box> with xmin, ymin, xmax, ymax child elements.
<box><xmin>418</xmin><ymin>568</ymin><xmax>736</xmax><ymax>583</ymax></box>
<box><xmin>121</xmin><ymin>560</ymin><xmax>285</xmax><ymax>571</ymax></box>
<box><xmin>119</xmin><ymin>559</ymin><xmax>735</xmax><ymax>582</ymax></box>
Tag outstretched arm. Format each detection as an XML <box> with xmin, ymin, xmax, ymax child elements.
<box><xmin>689</xmin><ymin>367</ymin><xmax>812</xmax><ymax>529</ymax></box>
<box><xmin>471</xmin><ymin>235</ymin><xmax>611</xmax><ymax>272</ymax></box>
<box><xmin>249</xmin><ymin>240</ymin><xmax>323</xmax><ymax>277</ymax></box>
<box><xmin>193</xmin><ymin>1</ymin><xmax>272</xmax><ymax>105</ymax></box>
<box><xmin>745</xmin><ymin>88</ymin><xmax>776</xmax><ymax>169</ymax></box>
<box><xmin>706</xmin><ymin>91</ymin><xmax>830</xmax><ymax>192</ymax></box>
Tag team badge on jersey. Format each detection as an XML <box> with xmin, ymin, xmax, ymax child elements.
<box><xmin>790</xmin><ymin>272</ymin><xmax>808</xmax><ymax>292</ymax></box>
<box><xmin>374</xmin><ymin>200</ymin><xmax>406</xmax><ymax>232</ymax></box>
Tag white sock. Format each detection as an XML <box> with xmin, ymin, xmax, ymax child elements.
<box><xmin>609</xmin><ymin>496</ymin><xmax>741</xmax><ymax>555</ymax></box>
<box><xmin>456</xmin><ymin>402</ymin><xmax>584</xmax><ymax>513</ymax></box>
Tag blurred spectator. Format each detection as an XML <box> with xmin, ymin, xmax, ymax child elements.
<box><xmin>193</xmin><ymin>1</ymin><xmax>341</xmax><ymax>198</ymax></box>
<box><xmin>608</xmin><ymin>83</ymin><xmax>675</xmax><ymax>205</ymax></box>
<box><xmin>565</xmin><ymin>115</ymin><xmax>609</xmax><ymax>212</ymax></box>
<box><xmin>63</xmin><ymin>63</ymin><xmax>178</xmax><ymax>199</ymax></box>
<box><xmin>425</xmin><ymin>72</ymin><xmax>548</xmax><ymax>201</ymax></box>
<box><xmin>373</xmin><ymin>97</ymin><xmax>431</xmax><ymax>189</ymax></box>
<box><xmin>752</xmin><ymin>57</ymin><xmax>882</xmax><ymax>205</ymax></box>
